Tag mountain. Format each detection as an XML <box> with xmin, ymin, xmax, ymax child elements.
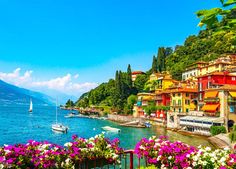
<box><xmin>0</xmin><ymin>80</ymin><xmax>54</xmax><ymax>106</ymax></box>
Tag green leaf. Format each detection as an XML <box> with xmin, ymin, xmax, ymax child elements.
<box><xmin>223</xmin><ymin>0</ymin><xmax>236</xmax><ymax>7</ymax></box>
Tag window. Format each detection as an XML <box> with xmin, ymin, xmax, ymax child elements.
<box><xmin>173</xmin><ymin>108</ymin><xmax>176</xmax><ymax>112</ymax></box>
<box><xmin>194</xmin><ymin>72</ymin><xmax>196</xmax><ymax>76</ymax></box>
<box><xmin>232</xmin><ymin>77</ymin><xmax>236</xmax><ymax>81</ymax></box>
<box><xmin>199</xmin><ymin>83</ymin><xmax>202</xmax><ymax>91</ymax></box>
<box><xmin>173</xmin><ymin>93</ymin><xmax>175</xmax><ymax>97</ymax></box>
<box><xmin>178</xmin><ymin>93</ymin><xmax>181</xmax><ymax>97</ymax></box>
<box><xmin>186</xmin><ymin>93</ymin><xmax>189</xmax><ymax>97</ymax></box>
<box><xmin>173</xmin><ymin>100</ymin><xmax>176</xmax><ymax>106</ymax></box>
<box><xmin>199</xmin><ymin>93</ymin><xmax>203</xmax><ymax>101</ymax></box>
<box><xmin>186</xmin><ymin>108</ymin><xmax>189</xmax><ymax>113</ymax></box>
<box><xmin>179</xmin><ymin>108</ymin><xmax>181</xmax><ymax>113</ymax></box>
<box><xmin>183</xmin><ymin>75</ymin><xmax>185</xmax><ymax>80</ymax></box>
<box><xmin>207</xmin><ymin>82</ymin><xmax>212</xmax><ymax>89</ymax></box>
<box><xmin>185</xmin><ymin>100</ymin><xmax>190</xmax><ymax>105</ymax></box>
<box><xmin>178</xmin><ymin>100</ymin><xmax>181</xmax><ymax>105</ymax></box>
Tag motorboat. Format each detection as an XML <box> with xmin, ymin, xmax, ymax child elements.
<box><xmin>102</xmin><ymin>126</ymin><xmax>121</xmax><ymax>132</ymax></box>
<box><xmin>64</xmin><ymin>112</ymin><xmax>77</xmax><ymax>118</ymax></box>
<box><xmin>145</xmin><ymin>121</ymin><xmax>151</xmax><ymax>128</ymax></box>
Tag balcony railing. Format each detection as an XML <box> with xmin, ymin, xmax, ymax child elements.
<box><xmin>204</xmin><ymin>98</ymin><xmax>220</xmax><ymax>103</ymax></box>
<box><xmin>77</xmin><ymin>150</ymin><xmax>148</xmax><ymax>169</ymax></box>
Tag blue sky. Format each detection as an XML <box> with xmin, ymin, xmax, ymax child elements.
<box><xmin>0</xmin><ymin>0</ymin><xmax>221</xmax><ymax>98</ymax></box>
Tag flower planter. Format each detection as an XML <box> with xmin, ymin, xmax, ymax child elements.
<box><xmin>75</xmin><ymin>158</ymin><xmax>113</xmax><ymax>169</ymax></box>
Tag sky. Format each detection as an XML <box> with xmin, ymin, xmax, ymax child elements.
<box><xmin>0</xmin><ymin>0</ymin><xmax>221</xmax><ymax>99</ymax></box>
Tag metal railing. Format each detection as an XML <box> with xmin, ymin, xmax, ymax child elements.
<box><xmin>74</xmin><ymin>150</ymin><xmax>147</xmax><ymax>169</ymax></box>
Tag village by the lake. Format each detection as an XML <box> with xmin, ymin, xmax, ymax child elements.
<box><xmin>0</xmin><ymin>0</ymin><xmax>236</xmax><ymax>169</ymax></box>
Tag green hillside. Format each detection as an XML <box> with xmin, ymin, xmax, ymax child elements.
<box><xmin>75</xmin><ymin>0</ymin><xmax>236</xmax><ymax>113</ymax></box>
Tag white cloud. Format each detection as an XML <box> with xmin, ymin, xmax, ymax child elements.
<box><xmin>0</xmin><ymin>68</ymin><xmax>98</xmax><ymax>97</ymax></box>
<box><xmin>74</xmin><ymin>74</ymin><xmax>79</xmax><ymax>79</ymax></box>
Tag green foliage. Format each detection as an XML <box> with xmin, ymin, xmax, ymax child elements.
<box><xmin>165</xmin><ymin>1</ymin><xmax>236</xmax><ymax>80</ymax></box>
<box><xmin>140</xmin><ymin>165</ymin><xmax>156</xmax><ymax>169</ymax></box>
<box><xmin>65</xmin><ymin>99</ymin><xmax>75</xmax><ymax>108</ymax></box>
<box><xmin>157</xmin><ymin>47</ymin><xmax>173</xmax><ymax>72</ymax></box>
<box><xmin>144</xmin><ymin>80</ymin><xmax>158</xmax><ymax>91</ymax></box>
<box><xmin>229</xmin><ymin>125</ymin><xmax>236</xmax><ymax>143</ymax></box>
<box><xmin>144</xmin><ymin>102</ymin><xmax>157</xmax><ymax>115</ymax></box>
<box><xmin>134</xmin><ymin>74</ymin><xmax>148</xmax><ymax>92</ymax></box>
<box><xmin>152</xmin><ymin>55</ymin><xmax>157</xmax><ymax>73</ymax></box>
<box><xmin>210</xmin><ymin>126</ymin><xmax>227</xmax><ymax>136</ymax></box>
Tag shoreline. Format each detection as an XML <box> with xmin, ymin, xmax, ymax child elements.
<box><xmin>107</xmin><ymin>115</ymin><xmax>231</xmax><ymax>149</ymax></box>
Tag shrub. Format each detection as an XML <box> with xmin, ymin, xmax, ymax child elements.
<box><xmin>135</xmin><ymin>136</ymin><xmax>233</xmax><ymax>169</ymax></box>
<box><xmin>210</xmin><ymin>126</ymin><xmax>227</xmax><ymax>136</ymax></box>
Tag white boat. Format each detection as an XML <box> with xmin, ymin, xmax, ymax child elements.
<box><xmin>52</xmin><ymin>123</ymin><xmax>68</xmax><ymax>132</ymax></box>
<box><xmin>52</xmin><ymin>99</ymin><xmax>68</xmax><ymax>133</ymax></box>
<box><xmin>101</xmin><ymin>126</ymin><xmax>121</xmax><ymax>132</ymax></box>
<box><xmin>29</xmin><ymin>98</ymin><xmax>33</xmax><ymax>113</ymax></box>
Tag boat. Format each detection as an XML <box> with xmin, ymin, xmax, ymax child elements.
<box><xmin>52</xmin><ymin>123</ymin><xmax>68</xmax><ymax>132</ymax></box>
<box><xmin>29</xmin><ymin>98</ymin><xmax>33</xmax><ymax>112</ymax></box>
<box><xmin>144</xmin><ymin>121</ymin><xmax>151</xmax><ymax>128</ymax></box>
<box><xmin>64</xmin><ymin>112</ymin><xmax>77</xmax><ymax>118</ymax></box>
<box><xmin>52</xmin><ymin>99</ymin><xmax>68</xmax><ymax>133</ymax></box>
<box><xmin>101</xmin><ymin>126</ymin><xmax>121</xmax><ymax>132</ymax></box>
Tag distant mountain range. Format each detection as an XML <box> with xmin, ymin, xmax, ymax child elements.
<box><xmin>0</xmin><ymin>80</ymin><xmax>54</xmax><ymax>106</ymax></box>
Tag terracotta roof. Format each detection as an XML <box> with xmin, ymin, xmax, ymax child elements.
<box><xmin>206</xmin><ymin>85</ymin><xmax>236</xmax><ymax>91</ymax></box>
<box><xmin>197</xmin><ymin>71</ymin><xmax>236</xmax><ymax>78</ymax></box>
<box><xmin>169</xmin><ymin>88</ymin><xmax>198</xmax><ymax>93</ymax></box>
<box><xmin>132</xmin><ymin>71</ymin><xmax>145</xmax><ymax>75</ymax></box>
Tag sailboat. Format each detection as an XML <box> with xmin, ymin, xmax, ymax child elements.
<box><xmin>52</xmin><ymin>99</ymin><xmax>68</xmax><ymax>133</ymax></box>
<box><xmin>29</xmin><ymin>98</ymin><xmax>33</xmax><ymax>112</ymax></box>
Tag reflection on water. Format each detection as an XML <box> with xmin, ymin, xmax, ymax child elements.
<box><xmin>0</xmin><ymin>104</ymin><xmax>214</xmax><ymax>149</ymax></box>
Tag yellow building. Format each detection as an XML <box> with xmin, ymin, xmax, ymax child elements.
<box><xmin>148</xmin><ymin>72</ymin><xmax>179</xmax><ymax>91</ymax></box>
<box><xmin>149</xmin><ymin>73</ymin><xmax>164</xmax><ymax>81</ymax></box>
<box><xmin>170</xmin><ymin>88</ymin><xmax>198</xmax><ymax>113</ymax></box>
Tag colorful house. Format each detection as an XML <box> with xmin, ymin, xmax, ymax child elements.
<box><xmin>170</xmin><ymin>88</ymin><xmax>198</xmax><ymax>114</ymax></box>
<box><xmin>154</xmin><ymin>90</ymin><xmax>171</xmax><ymax>119</ymax></box>
<box><xmin>197</xmin><ymin>72</ymin><xmax>236</xmax><ymax>109</ymax></box>
<box><xmin>131</xmin><ymin>71</ymin><xmax>145</xmax><ymax>82</ymax></box>
<box><xmin>200</xmin><ymin>85</ymin><xmax>236</xmax><ymax>131</ymax></box>
<box><xmin>182</xmin><ymin>61</ymin><xmax>208</xmax><ymax>81</ymax></box>
<box><xmin>198</xmin><ymin>55</ymin><xmax>236</xmax><ymax>76</ymax></box>
<box><xmin>155</xmin><ymin>74</ymin><xmax>179</xmax><ymax>91</ymax></box>
<box><xmin>133</xmin><ymin>92</ymin><xmax>155</xmax><ymax>117</ymax></box>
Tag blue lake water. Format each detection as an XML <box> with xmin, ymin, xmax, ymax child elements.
<box><xmin>0</xmin><ymin>104</ymin><xmax>213</xmax><ymax>149</ymax></box>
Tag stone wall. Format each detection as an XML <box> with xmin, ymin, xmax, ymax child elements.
<box><xmin>108</xmin><ymin>114</ymin><xmax>144</xmax><ymax>123</ymax></box>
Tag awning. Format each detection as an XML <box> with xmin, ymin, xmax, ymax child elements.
<box><xmin>229</xmin><ymin>92</ymin><xmax>236</xmax><ymax>98</ymax></box>
<box><xmin>201</xmin><ymin>104</ymin><xmax>219</xmax><ymax>112</ymax></box>
<box><xmin>204</xmin><ymin>91</ymin><xmax>218</xmax><ymax>98</ymax></box>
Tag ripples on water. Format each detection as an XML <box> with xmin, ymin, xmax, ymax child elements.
<box><xmin>0</xmin><ymin>104</ymin><xmax>213</xmax><ymax>149</ymax></box>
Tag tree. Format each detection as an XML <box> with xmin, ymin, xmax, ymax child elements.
<box><xmin>65</xmin><ymin>99</ymin><xmax>74</xmax><ymax>108</ymax></box>
<box><xmin>124</xmin><ymin>95</ymin><xmax>138</xmax><ymax>115</ymax></box>
<box><xmin>152</xmin><ymin>55</ymin><xmax>157</xmax><ymax>73</ymax></box>
<box><xmin>134</xmin><ymin>74</ymin><xmax>148</xmax><ymax>92</ymax></box>
<box><xmin>144</xmin><ymin>80</ymin><xmax>158</xmax><ymax>91</ymax></box>
<box><xmin>157</xmin><ymin>47</ymin><xmax>165</xmax><ymax>72</ymax></box>
<box><xmin>126</xmin><ymin>64</ymin><xmax>132</xmax><ymax>88</ymax></box>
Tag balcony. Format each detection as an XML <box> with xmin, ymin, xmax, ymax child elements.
<box><xmin>228</xmin><ymin>98</ymin><xmax>236</xmax><ymax>103</ymax></box>
<box><xmin>155</xmin><ymin>96</ymin><xmax>162</xmax><ymax>100</ymax></box>
<box><xmin>204</xmin><ymin>98</ymin><xmax>220</xmax><ymax>103</ymax></box>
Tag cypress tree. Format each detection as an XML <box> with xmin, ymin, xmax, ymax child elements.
<box><xmin>152</xmin><ymin>55</ymin><xmax>157</xmax><ymax>73</ymax></box>
<box><xmin>157</xmin><ymin>47</ymin><xmax>165</xmax><ymax>72</ymax></box>
<box><xmin>126</xmin><ymin>64</ymin><xmax>132</xmax><ymax>88</ymax></box>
